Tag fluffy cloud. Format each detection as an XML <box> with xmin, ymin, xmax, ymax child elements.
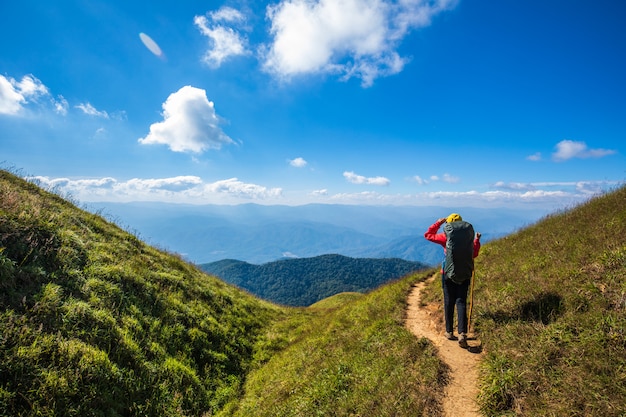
<box><xmin>491</xmin><ymin>180</ymin><xmax>617</xmax><ymax>196</ymax></box>
<box><xmin>210</xmin><ymin>6</ymin><xmax>247</xmax><ymax>23</ymax></box>
<box><xmin>121</xmin><ymin>176</ymin><xmax>203</xmax><ymax>192</ymax></box>
<box><xmin>53</xmin><ymin>96</ymin><xmax>69</xmax><ymax>115</ymax></box>
<box><xmin>344</xmin><ymin>171</ymin><xmax>390</xmax><ymax>186</ymax></box>
<box><xmin>411</xmin><ymin>173</ymin><xmax>459</xmax><ymax>185</ymax></box>
<box><xmin>0</xmin><ymin>74</ymin><xmax>92</xmax><ymax>117</ymax></box>
<box><xmin>195</xmin><ymin>1</ymin><xmax>456</xmax><ymax>85</ymax></box>
<box><xmin>0</xmin><ymin>74</ymin><xmax>49</xmax><ymax>115</ymax></box>
<box><xmin>75</xmin><ymin>102</ymin><xmax>109</xmax><ymax>118</ymax></box>
<box><xmin>201</xmin><ymin>178</ymin><xmax>282</xmax><ymax>199</ymax></box>
<box><xmin>262</xmin><ymin>0</ymin><xmax>457</xmax><ymax>86</ymax></box>
<box><xmin>289</xmin><ymin>157</ymin><xmax>308</xmax><ymax>167</ymax></box>
<box><xmin>30</xmin><ymin>175</ymin><xmax>618</xmax><ymax>209</ymax></box>
<box><xmin>441</xmin><ymin>173</ymin><xmax>460</xmax><ymax>183</ymax></box>
<box><xmin>32</xmin><ymin>175</ymin><xmax>281</xmax><ymax>203</ymax></box>
<box><xmin>138</xmin><ymin>86</ymin><xmax>235</xmax><ymax>154</ymax></box>
<box><xmin>310</xmin><ymin>189</ymin><xmax>328</xmax><ymax>196</ymax></box>
<box><xmin>195</xmin><ymin>7</ymin><xmax>249</xmax><ymax>68</ymax></box>
<box><xmin>526</xmin><ymin>152</ymin><xmax>542</xmax><ymax>161</ymax></box>
<box><xmin>552</xmin><ymin>140</ymin><xmax>616</xmax><ymax>161</ymax></box>
<box><xmin>411</xmin><ymin>175</ymin><xmax>428</xmax><ymax>185</ymax></box>
<box><xmin>491</xmin><ymin>181</ymin><xmax>536</xmax><ymax>191</ymax></box>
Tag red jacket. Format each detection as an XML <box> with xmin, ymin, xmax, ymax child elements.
<box><xmin>424</xmin><ymin>219</ymin><xmax>481</xmax><ymax>270</ymax></box>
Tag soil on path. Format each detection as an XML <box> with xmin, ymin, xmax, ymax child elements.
<box><xmin>405</xmin><ymin>274</ymin><xmax>483</xmax><ymax>417</ymax></box>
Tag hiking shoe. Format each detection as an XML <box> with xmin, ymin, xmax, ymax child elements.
<box><xmin>445</xmin><ymin>332</ymin><xmax>458</xmax><ymax>341</ymax></box>
<box><xmin>458</xmin><ymin>333</ymin><xmax>469</xmax><ymax>348</ymax></box>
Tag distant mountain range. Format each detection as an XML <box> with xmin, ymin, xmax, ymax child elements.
<box><xmin>199</xmin><ymin>254</ymin><xmax>429</xmax><ymax>306</ymax></box>
<box><xmin>92</xmin><ymin>202</ymin><xmax>549</xmax><ymax>265</ymax></box>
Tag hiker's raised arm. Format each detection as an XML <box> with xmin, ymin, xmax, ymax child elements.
<box><xmin>424</xmin><ymin>218</ymin><xmax>447</xmax><ymax>246</ymax></box>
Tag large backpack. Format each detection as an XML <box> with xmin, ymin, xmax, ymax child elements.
<box><xmin>443</xmin><ymin>220</ymin><xmax>475</xmax><ymax>284</ymax></box>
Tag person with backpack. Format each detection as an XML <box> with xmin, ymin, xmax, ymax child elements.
<box><xmin>424</xmin><ymin>213</ymin><xmax>481</xmax><ymax>348</ymax></box>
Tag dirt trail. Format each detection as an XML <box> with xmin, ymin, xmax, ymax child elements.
<box><xmin>405</xmin><ymin>274</ymin><xmax>483</xmax><ymax>417</ymax></box>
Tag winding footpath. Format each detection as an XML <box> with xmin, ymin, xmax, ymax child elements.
<box><xmin>405</xmin><ymin>274</ymin><xmax>483</xmax><ymax>417</ymax></box>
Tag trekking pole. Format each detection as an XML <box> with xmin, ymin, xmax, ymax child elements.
<box><xmin>468</xmin><ymin>269</ymin><xmax>476</xmax><ymax>333</ymax></box>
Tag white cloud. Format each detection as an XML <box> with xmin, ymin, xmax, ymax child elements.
<box><xmin>210</xmin><ymin>6</ymin><xmax>246</xmax><ymax>23</ymax></box>
<box><xmin>310</xmin><ymin>189</ymin><xmax>328</xmax><ymax>196</ymax></box>
<box><xmin>330</xmin><ymin>190</ymin><xmax>397</xmax><ymax>203</ymax></box>
<box><xmin>262</xmin><ymin>0</ymin><xmax>457</xmax><ymax>86</ymax></box>
<box><xmin>195</xmin><ymin>7</ymin><xmax>249</xmax><ymax>68</ymax></box>
<box><xmin>343</xmin><ymin>171</ymin><xmax>390</xmax><ymax>186</ymax></box>
<box><xmin>289</xmin><ymin>157</ymin><xmax>308</xmax><ymax>167</ymax></box>
<box><xmin>31</xmin><ymin>175</ymin><xmax>282</xmax><ymax>203</ymax></box>
<box><xmin>552</xmin><ymin>140</ymin><xmax>616</xmax><ymax>161</ymax></box>
<box><xmin>491</xmin><ymin>181</ymin><xmax>536</xmax><ymax>191</ymax></box>
<box><xmin>0</xmin><ymin>74</ymin><xmax>49</xmax><ymax>115</ymax></box>
<box><xmin>53</xmin><ymin>95</ymin><xmax>69</xmax><ymax>115</ymax></box>
<box><xmin>121</xmin><ymin>176</ymin><xmax>203</xmax><ymax>192</ymax></box>
<box><xmin>411</xmin><ymin>175</ymin><xmax>428</xmax><ymax>185</ymax></box>
<box><xmin>492</xmin><ymin>180</ymin><xmax>619</xmax><ymax>197</ymax></box>
<box><xmin>526</xmin><ymin>152</ymin><xmax>541</xmax><ymax>161</ymax></box>
<box><xmin>30</xmin><ymin>175</ymin><xmax>620</xmax><ymax>209</ymax></box>
<box><xmin>0</xmin><ymin>77</ymin><xmax>26</xmax><ymax>115</ymax></box>
<box><xmin>138</xmin><ymin>86</ymin><xmax>235</xmax><ymax>154</ymax></box>
<box><xmin>14</xmin><ymin>75</ymin><xmax>49</xmax><ymax>97</ymax></box>
<box><xmin>412</xmin><ymin>173</ymin><xmax>459</xmax><ymax>184</ymax></box>
<box><xmin>441</xmin><ymin>173</ymin><xmax>460</xmax><ymax>183</ymax></box>
<box><xmin>201</xmin><ymin>178</ymin><xmax>282</xmax><ymax>199</ymax></box>
<box><xmin>76</xmin><ymin>102</ymin><xmax>109</xmax><ymax>118</ymax></box>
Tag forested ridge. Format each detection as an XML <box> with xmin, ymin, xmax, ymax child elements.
<box><xmin>200</xmin><ymin>254</ymin><xmax>428</xmax><ymax>306</ymax></box>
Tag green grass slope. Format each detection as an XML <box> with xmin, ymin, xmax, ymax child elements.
<box><xmin>5</xmin><ymin>167</ymin><xmax>623</xmax><ymax>417</ymax></box>
<box><xmin>0</xmin><ymin>170</ymin><xmax>448</xmax><ymax>417</ymax></box>
<box><xmin>225</xmin><ymin>271</ymin><xmax>446</xmax><ymax>417</ymax></box>
<box><xmin>0</xmin><ymin>171</ymin><xmax>284</xmax><ymax>416</ymax></box>
<box><xmin>463</xmin><ymin>186</ymin><xmax>626</xmax><ymax>416</ymax></box>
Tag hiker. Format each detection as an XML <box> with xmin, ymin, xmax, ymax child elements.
<box><xmin>424</xmin><ymin>213</ymin><xmax>481</xmax><ymax>348</ymax></box>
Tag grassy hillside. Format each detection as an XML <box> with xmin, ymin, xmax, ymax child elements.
<box><xmin>224</xmin><ymin>271</ymin><xmax>446</xmax><ymax>417</ymax></box>
<box><xmin>0</xmin><ymin>171</ymin><xmax>284</xmax><ymax>416</ymax></box>
<box><xmin>422</xmin><ymin>185</ymin><xmax>626</xmax><ymax>416</ymax></box>
<box><xmin>4</xmin><ymin>168</ymin><xmax>624</xmax><ymax>417</ymax></box>
<box><xmin>200</xmin><ymin>255</ymin><xmax>428</xmax><ymax>306</ymax></box>
<box><xmin>0</xmin><ymin>170</ymin><xmax>446</xmax><ymax>416</ymax></box>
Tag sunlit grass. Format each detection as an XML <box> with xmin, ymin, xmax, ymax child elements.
<box><xmin>419</xmin><ymin>185</ymin><xmax>626</xmax><ymax>416</ymax></box>
<box><xmin>3</xmin><ymin>168</ymin><xmax>626</xmax><ymax>416</ymax></box>
<box><xmin>226</xmin><ymin>271</ymin><xmax>446</xmax><ymax>417</ymax></box>
<box><xmin>0</xmin><ymin>170</ymin><xmax>283</xmax><ymax>416</ymax></box>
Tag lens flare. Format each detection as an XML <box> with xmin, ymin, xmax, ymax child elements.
<box><xmin>139</xmin><ymin>32</ymin><xmax>164</xmax><ymax>58</ymax></box>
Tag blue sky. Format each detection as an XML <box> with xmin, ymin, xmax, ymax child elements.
<box><xmin>1</xmin><ymin>0</ymin><xmax>624</xmax><ymax>210</ymax></box>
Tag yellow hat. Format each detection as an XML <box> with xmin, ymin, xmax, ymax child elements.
<box><xmin>447</xmin><ymin>213</ymin><xmax>462</xmax><ymax>223</ymax></box>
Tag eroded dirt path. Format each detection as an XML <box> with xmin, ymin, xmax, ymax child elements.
<box><xmin>405</xmin><ymin>274</ymin><xmax>483</xmax><ymax>417</ymax></box>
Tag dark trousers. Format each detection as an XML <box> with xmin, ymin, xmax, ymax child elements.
<box><xmin>442</xmin><ymin>273</ymin><xmax>470</xmax><ymax>334</ymax></box>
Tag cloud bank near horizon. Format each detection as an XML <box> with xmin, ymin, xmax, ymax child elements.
<box><xmin>29</xmin><ymin>174</ymin><xmax>620</xmax><ymax>209</ymax></box>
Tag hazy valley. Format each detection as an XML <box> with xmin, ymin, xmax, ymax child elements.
<box><xmin>92</xmin><ymin>202</ymin><xmax>549</xmax><ymax>265</ymax></box>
